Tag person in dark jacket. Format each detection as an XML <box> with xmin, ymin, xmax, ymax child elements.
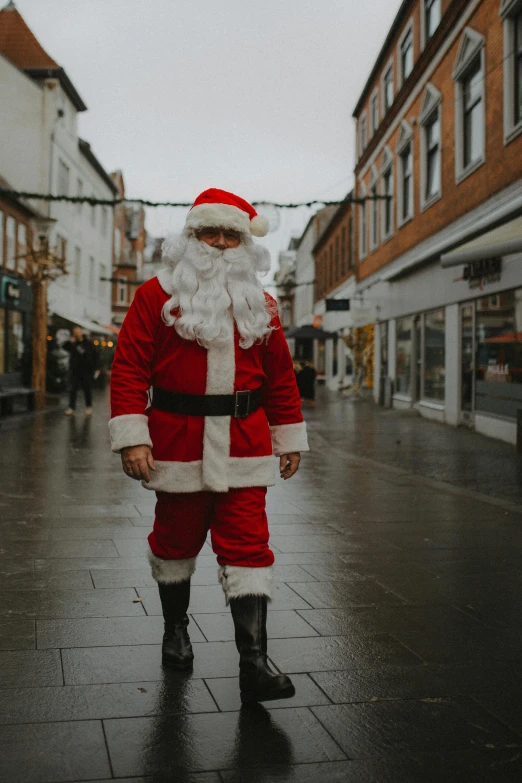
<box><xmin>63</xmin><ymin>327</ymin><xmax>100</xmax><ymax>415</ymax></box>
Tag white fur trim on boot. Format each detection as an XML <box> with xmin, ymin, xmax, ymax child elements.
<box><xmin>218</xmin><ymin>565</ymin><xmax>273</xmax><ymax>603</ymax></box>
<box><xmin>148</xmin><ymin>550</ymin><xmax>197</xmax><ymax>584</ymax></box>
<box><xmin>270</xmin><ymin>421</ymin><xmax>309</xmax><ymax>457</ymax></box>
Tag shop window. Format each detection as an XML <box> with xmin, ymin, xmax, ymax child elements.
<box><xmin>379</xmin><ymin>321</ymin><xmax>389</xmax><ymax>376</ymax></box>
<box><xmin>399</xmin><ymin>21</ymin><xmax>414</xmax><ymax>87</ymax></box>
<box><xmin>502</xmin><ymin>0</ymin><xmax>522</xmax><ymax>142</ymax></box>
<box><xmin>396</xmin><ymin>316</ymin><xmax>413</xmax><ymax>396</ymax></box>
<box><xmin>453</xmin><ymin>28</ymin><xmax>486</xmax><ymax>182</ymax></box>
<box><xmin>6</xmin><ymin>216</ymin><xmax>16</xmax><ymax>271</ymax></box>
<box><xmin>423</xmin><ymin>309</ymin><xmax>445</xmax><ymax>400</ymax></box>
<box><xmin>475</xmin><ymin>288</ymin><xmax>522</xmax><ymax>418</ymax></box>
<box><xmin>382</xmin><ymin>60</ymin><xmax>394</xmax><ymax>113</ymax></box>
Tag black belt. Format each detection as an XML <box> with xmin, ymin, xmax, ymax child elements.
<box><xmin>151</xmin><ymin>386</ymin><xmax>262</xmax><ymax>419</ymax></box>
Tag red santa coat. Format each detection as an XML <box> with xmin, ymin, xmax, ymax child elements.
<box><xmin>109</xmin><ymin>269</ymin><xmax>309</xmax><ymax>494</ymax></box>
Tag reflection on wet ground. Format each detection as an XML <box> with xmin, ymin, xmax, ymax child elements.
<box><xmin>1</xmin><ymin>389</ymin><xmax>522</xmax><ymax>781</ymax></box>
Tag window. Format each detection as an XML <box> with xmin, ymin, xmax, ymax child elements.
<box><xmin>114</xmin><ymin>228</ymin><xmax>121</xmax><ymax>264</ymax></box>
<box><xmin>359</xmin><ymin>184</ymin><xmax>368</xmax><ymax>259</ymax></box>
<box><xmin>57</xmin><ymin>159</ymin><xmax>69</xmax><ymax>196</ymax></box>
<box><xmin>397</xmin><ymin>121</ymin><xmax>414</xmax><ymax>225</ymax></box>
<box><xmin>91</xmin><ymin>198</ymin><xmax>96</xmax><ymax>227</ymax></box>
<box><xmin>399</xmin><ymin>22</ymin><xmax>414</xmax><ymax>86</ymax></box>
<box><xmin>396</xmin><ymin>316</ymin><xmax>413</xmax><ymax>396</ymax></box>
<box><xmin>419</xmin><ymin>85</ymin><xmax>442</xmax><ymax>209</ymax></box>
<box><xmin>371</xmin><ymin>91</ymin><xmax>379</xmax><ymax>135</ymax></box>
<box><xmin>101</xmin><ymin>207</ymin><xmax>108</xmax><ymax>236</ymax></box>
<box><xmin>74</xmin><ymin>246</ymin><xmax>81</xmax><ymax>285</ymax></box>
<box><xmin>99</xmin><ymin>263</ymin><xmax>107</xmax><ymax>298</ymax></box>
<box><xmin>6</xmin><ymin>310</ymin><xmax>24</xmax><ymax>373</ymax></box>
<box><xmin>6</xmin><ymin>216</ymin><xmax>16</xmax><ymax>270</ymax></box>
<box><xmin>453</xmin><ymin>28</ymin><xmax>485</xmax><ymax>181</ymax></box>
<box><xmin>424</xmin><ymin>0</ymin><xmax>441</xmax><ymax>45</ymax></box>
<box><xmin>77</xmin><ymin>179</ymin><xmax>83</xmax><ymax>214</ymax></box>
<box><xmin>369</xmin><ymin>170</ymin><xmax>379</xmax><ymax>251</ymax></box>
<box><xmin>118</xmin><ymin>278</ymin><xmax>127</xmax><ymax>304</ymax></box>
<box><xmin>502</xmin><ymin>1</ymin><xmax>522</xmax><ymax>142</ymax></box>
<box><xmin>360</xmin><ymin>115</ymin><xmax>367</xmax><ymax>155</ymax></box>
<box><xmin>89</xmin><ymin>256</ymin><xmax>95</xmax><ymax>292</ymax></box>
<box><xmin>17</xmin><ymin>224</ymin><xmax>28</xmax><ymax>274</ymax></box>
<box><xmin>381</xmin><ymin>149</ymin><xmax>394</xmax><ymax>240</ymax></box>
<box><xmin>423</xmin><ymin>309</ymin><xmax>445</xmax><ymax>400</ymax></box>
<box><xmin>383</xmin><ymin>62</ymin><xmax>394</xmax><ymax>112</ymax></box>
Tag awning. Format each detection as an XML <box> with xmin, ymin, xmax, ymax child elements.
<box><xmin>50</xmin><ymin>310</ymin><xmax>116</xmax><ymax>337</ymax></box>
<box><xmin>284</xmin><ymin>325</ymin><xmax>336</xmax><ymax>340</ymax></box>
<box><xmin>440</xmin><ymin>216</ymin><xmax>522</xmax><ymax>268</ymax></box>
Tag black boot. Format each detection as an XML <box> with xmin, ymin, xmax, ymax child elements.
<box><xmin>230</xmin><ymin>595</ymin><xmax>295</xmax><ymax>705</ymax></box>
<box><xmin>158</xmin><ymin>581</ymin><xmax>194</xmax><ymax>670</ymax></box>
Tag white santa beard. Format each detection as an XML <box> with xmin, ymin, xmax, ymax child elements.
<box><xmin>161</xmin><ymin>235</ymin><xmax>273</xmax><ymax>349</ymax></box>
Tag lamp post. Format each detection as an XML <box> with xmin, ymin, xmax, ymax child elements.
<box><xmin>17</xmin><ymin>217</ymin><xmax>67</xmax><ymax>409</ymax></box>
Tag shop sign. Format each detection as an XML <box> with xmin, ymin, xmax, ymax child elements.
<box><xmin>1</xmin><ymin>276</ymin><xmax>21</xmax><ymax>305</ymax></box>
<box><xmin>463</xmin><ymin>258</ymin><xmax>502</xmax><ymax>289</ymax></box>
<box><xmin>326</xmin><ymin>298</ymin><xmax>350</xmax><ymax>312</ymax></box>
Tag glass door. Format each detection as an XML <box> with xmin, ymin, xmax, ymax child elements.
<box><xmin>460</xmin><ymin>303</ymin><xmax>475</xmax><ymax>420</ymax></box>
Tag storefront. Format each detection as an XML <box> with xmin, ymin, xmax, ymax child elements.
<box><xmin>0</xmin><ymin>271</ymin><xmax>33</xmax><ymax>385</ymax></box>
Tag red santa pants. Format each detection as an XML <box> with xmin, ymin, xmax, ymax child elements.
<box><xmin>148</xmin><ymin>487</ymin><xmax>274</xmax><ymax>568</ymax></box>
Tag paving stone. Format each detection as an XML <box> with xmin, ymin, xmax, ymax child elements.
<box><xmin>36</xmin><ymin>614</ymin><xmax>205</xmax><ymax>648</ymax></box>
<box><xmin>268</xmin><ymin>634</ymin><xmax>422</xmax><ymax>673</ymax></box>
<box><xmin>34</xmin><ymin>587</ymin><xmax>146</xmax><ymax>619</ymax></box>
<box><xmin>268</xmin><ymin>534</ymin><xmax>361</xmax><ymax>553</ymax></box>
<box><xmin>47</xmin><ymin>525</ymin><xmax>149</xmax><ymax>539</ymax></box>
<box><xmin>311</xmin><ymin>700</ymin><xmax>522</xmax><ymax>758</ymax></box>
<box><xmin>0</xmin><ymin>558</ymin><xmax>34</xmax><ymax>576</ymax></box>
<box><xmin>205</xmin><ymin>673</ymin><xmax>330</xmax><ymax>711</ymax></box>
<box><xmin>35</xmin><ymin>556</ymin><xmax>150</xmax><ymax>571</ymax></box>
<box><xmin>0</xmin><ymin>679</ymin><xmax>217</xmax><ymax>724</ymax></box>
<box><xmin>104</xmin><ymin>707</ymin><xmax>345</xmax><ymax>776</ymax></box>
<box><xmin>62</xmin><ymin>642</ymin><xmax>239</xmax><ymax>684</ymax></box>
<box><xmin>288</xmin><ymin>580</ymin><xmax>404</xmax><ymax>608</ymax></box>
<box><xmin>390</xmin><ymin>626</ymin><xmax>522</xmax><ymax>664</ymax></box>
<box><xmin>0</xmin><ymin>590</ymin><xmax>40</xmax><ymax>618</ymax></box>
<box><xmin>193</xmin><ymin>610</ymin><xmax>318</xmax><ymax>642</ymax></box>
<box><xmin>57</xmin><ymin>504</ymin><xmax>142</xmax><ymax>518</ymax></box>
<box><xmin>0</xmin><ymin>649</ymin><xmax>63</xmax><ymax>688</ymax></box>
<box><xmin>0</xmin><ymin>720</ymin><xmax>111</xmax><ymax>782</ymax></box>
<box><xmin>0</xmin><ymin>570</ymin><xmax>94</xmax><ymax>592</ymax></box>
<box><xmin>0</xmin><ymin>619</ymin><xmax>35</xmax><ymax>650</ymax></box>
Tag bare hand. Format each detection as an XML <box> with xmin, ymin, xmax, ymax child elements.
<box><xmin>279</xmin><ymin>452</ymin><xmax>300</xmax><ymax>480</ymax></box>
<box><xmin>121</xmin><ymin>445</ymin><xmax>155</xmax><ymax>482</ymax></box>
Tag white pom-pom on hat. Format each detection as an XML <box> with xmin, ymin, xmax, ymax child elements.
<box><xmin>249</xmin><ymin>214</ymin><xmax>270</xmax><ymax>237</ymax></box>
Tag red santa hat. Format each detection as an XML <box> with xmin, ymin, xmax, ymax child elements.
<box><xmin>185</xmin><ymin>188</ymin><xmax>269</xmax><ymax>238</ymax></box>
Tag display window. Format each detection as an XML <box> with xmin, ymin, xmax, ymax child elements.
<box><xmin>396</xmin><ymin>316</ymin><xmax>413</xmax><ymax>396</ymax></box>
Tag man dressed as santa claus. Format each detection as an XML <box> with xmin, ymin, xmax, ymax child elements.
<box><xmin>109</xmin><ymin>188</ymin><xmax>308</xmax><ymax>705</ymax></box>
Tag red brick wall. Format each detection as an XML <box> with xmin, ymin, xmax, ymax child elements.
<box><xmin>314</xmin><ymin>205</ymin><xmax>353</xmax><ymax>301</ymax></box>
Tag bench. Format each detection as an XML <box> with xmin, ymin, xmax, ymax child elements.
<box><xmin>0</xmin><ymin>374</ymin><xmax>36</xmax><ymax>416</ymax></box>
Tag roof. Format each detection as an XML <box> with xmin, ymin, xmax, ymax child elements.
<box><xmin>352</xmin><ymin>0</ymin><xmax>412</xmax><ymax>117</ymax></box>
<box><xmin>284</xmin><ymin>324</ymin><xmax>336</xmax><ymax>340</ymax></box>
<box><xmin>79</xmin><ymin>140</ymin><xmax>119</xmax><ymax>196</ymax></box>
<box><xmin>0</xmin><ymin>173</ymin><xmax>45</xmax><ymax>218</ymax></box>
<box><xmin>0</xmin><ymin>2</ymin><xmax>87</xmax><ymax>111</ymax></box>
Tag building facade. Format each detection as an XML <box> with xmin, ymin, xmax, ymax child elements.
<box><xmin>352</xmin><ymin>0</ymin><xmax>522</xmax><ymax>443</ymax></box>
<box><xmin>110</xmin><ymin>171</ymin><xmax>147</xmax><ymax>327</ymax></box>
<box><xmin>0</xmin><ymin>2</ymin><xmax>116</xmax><ymax>340</ymax></box>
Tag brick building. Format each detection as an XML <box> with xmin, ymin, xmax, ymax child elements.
<box><xmin>352</xmin><ymin>0</ymin><xmax>522</xmax><ymax>443</ymax></box>
<box><xmin>110</xmin><ymin>171</ymin><xmax>146</xmax><ymax>327</ymax></box>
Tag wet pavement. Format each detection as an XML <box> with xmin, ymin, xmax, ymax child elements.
<box><xmin>1</xmin><ymin>389</ymin><xmax>522</xmax><ymax>781</ymax></box>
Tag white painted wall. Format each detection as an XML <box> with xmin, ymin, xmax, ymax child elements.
<box><xmin>0</xmin><ymin>54</ymin><xmax>114</xmax><ymax>327</ymax></box>
<box><xmin>294</xmin><ymin>221</ymin><xmax>316</xmax><ymax>326</ymax></box>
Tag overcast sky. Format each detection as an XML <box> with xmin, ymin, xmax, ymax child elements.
<box><xmin>14</xmin><ymin>0</ymin><xmax>400</xmax><ymax>279</ymax></box>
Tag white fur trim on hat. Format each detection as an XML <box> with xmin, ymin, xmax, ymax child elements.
<box><xmin>185</xmin><ymin>203</ymin><xmax>269</xmax><ymax>237</ymax></box>
<box><xmin>148</xmin><ymin>550</ymin><xmax>197</xmax><ymax>584</ymax></box>
<box><xmin>109</xmin><ymin>414</ymin><xmax>152</xmax><ymax>453</ymax></box>
<box><xmin>270</xmin><ymin>421</ymin><xmax>309</xmax><ymax>457</ymax></box>
<box><xmin>249</xmin><ymin>214</ymin><xmax>269</xmax><ymax>237</ymax></box>
<box><xmin>218</xmin><ymin>565</ymin><xmax>273</xmax><ymax>602</ymax></box>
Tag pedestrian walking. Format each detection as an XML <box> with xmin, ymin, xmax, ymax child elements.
<box><xmin>63</xmin><ymin>327</ymin><xmax>100</xmax><ymax>416</ymax></box>
<box><xmin>299</xmin><ymin>361</ymin><xmax>317</xmax><ymax>406</ymax></box>
<box><xmin>109</xmin><ymin>188</ymin><xmax>309</xmax><ymax>705</ymax></box>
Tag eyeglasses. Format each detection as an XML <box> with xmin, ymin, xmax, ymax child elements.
<box><xmin>197</xmin><ymin>227</ymin><xmax>241</xmax><ymax>243</ymax></box>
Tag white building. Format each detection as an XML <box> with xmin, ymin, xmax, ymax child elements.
<box><xmin>0</xmin><ymin>2</ymin><xmax>116</xmax><ymax>336</ymax></box>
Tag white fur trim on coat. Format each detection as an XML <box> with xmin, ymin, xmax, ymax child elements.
<box><xmin>148</xmin><ymin>550</ymin><xmax>197</xmax><ymax>584</ymax></box>
<box><xmin>141</xmin><ymin>456</ymin><xmax>275</xmax><ymax>493</ymax></box>
<box><xmin>185</xmin><ymin>203</ymin><xmax>251</xmax><ymax>235</ymax></box>
<box><xmin>109</xmin><ymin>414</ymin><xmax>153</xmax><ymax>453</ymax></box>
<box><xmin>270</xmin><ymin>421</ymin><xmax>309</xmax><ymax>457</ymax></box>
<box><xmin>218</xmin><ymin>565</ymin><xmax>273</xmax><ymax>602</ymax></box>
<box><xmin>202</xmin><ymin>319</ymin><xmax>235</xmax><ymax>492</ymax></box>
